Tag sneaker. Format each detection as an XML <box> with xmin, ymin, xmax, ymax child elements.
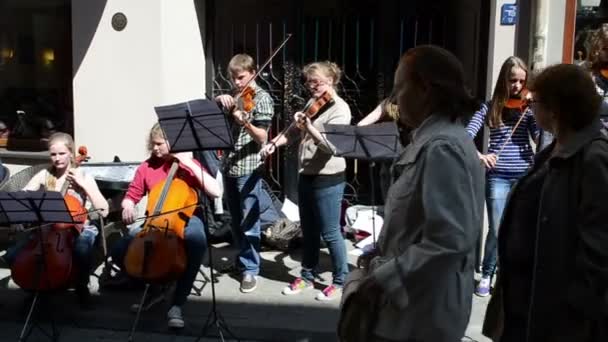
<box><xmin>475</xmin><ymin>276</ymin><xmax>491</xmax><ymax>297</ymax></box>
<box><xmin>282</xmin><ymin>278</ymin><xmax>313</xmax><ymax>295</ymax></box>
<box><xmin>240</xmin><ymin>274</ymin><xmax>257</xmax><ymax>293</ymax></box>
<box><xmin>315</xmin><ymin>284</ymin><xmax>343</xmax><ymax>301</ymax></box>
<box><xmin>167</xmin><ymin>305</ymin><xmax>184</xmax><ymax>329</ymax></box>
<box><xmin>130</xmin><ymin>289</ymin><xmax>165</xmax><ymax>313</ymax></box>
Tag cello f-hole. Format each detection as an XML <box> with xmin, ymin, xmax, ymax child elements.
<box><xmin>55</xmin><ymin>232</ymin><xmax>64</xmax><ymax>253</ymax></box>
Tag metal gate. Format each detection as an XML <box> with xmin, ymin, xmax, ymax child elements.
<box><xmin>204</xmin><ymin>0</ymin><xmax>486</xmax><ymax>203</ymax></box>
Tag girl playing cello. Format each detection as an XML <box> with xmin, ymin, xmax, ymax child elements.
<box><xmin>261</xmin><ymin>61</ymin><xmax>351</xmax><ymax>301</ymax></box>
<box><xmin>3</xmin><ymin>132</ymin><xmax>109</xmax><ymax>309</ymax></box>
<box><xmin>111</xmin><ymin>123</ymin><xmax>220</xmax><ymax>329</ymax></box>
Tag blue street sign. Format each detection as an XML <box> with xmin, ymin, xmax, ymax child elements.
<box><xmin>501</xmin><ymin>4</ymin><xmax>517</xmax><ymax>26</ymax></box>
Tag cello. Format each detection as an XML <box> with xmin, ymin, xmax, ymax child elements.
<box><xmin>11</xmin><ymin>147</ymin><xmax>90</xmax><ymax>291</ymax></box>
<box><xmin>123</xmin><ymin>158</ymin><xmax>197</xmax><ymax>283</ymax></box>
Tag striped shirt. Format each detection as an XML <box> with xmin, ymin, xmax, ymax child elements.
<box><xmin>223</xmin><ymin>82</ymin><xmax>274</xmax><ymax>177</ymax></box>
<box><xmin>466</xmin><ymin>102</ymin><xmax>538</xmax><ymax>179</ymax></box>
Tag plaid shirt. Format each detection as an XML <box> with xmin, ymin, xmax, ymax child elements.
<box><xmin>223</xmin><ymin>83</ymin><xmax>274</xmax><ymax>177</ymax></box>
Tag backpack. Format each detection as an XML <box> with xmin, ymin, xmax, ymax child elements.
<box><xmin>262</xmin><ymin>218</ymin><xmax>301</xmax><ymax>251</ymax></box>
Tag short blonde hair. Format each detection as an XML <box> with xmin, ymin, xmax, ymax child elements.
<box><xmin>228</xmin><ymin>54</ymin><xmax>256</xmax><ymax>75</ymax></box>
<box><xmin>48</xmin><ymin>132</ymin><xmax>75</xmax><ymax>163</ymax></box>
<box><xmin>302</xmin><ymin>61</ymin><xmax>342</xmax><ymax>86</ymax></box>
<box><xmin>147</xmin><ymin>123</ymin><xmax>166</xmax><ymax>152</ymax></box>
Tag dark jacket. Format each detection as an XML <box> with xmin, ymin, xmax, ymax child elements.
<box><xmin>483</xmin><ymin>120</ymin><xmax>608</xmax><ymax>341</ymax></box>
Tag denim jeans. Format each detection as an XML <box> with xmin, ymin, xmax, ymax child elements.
<box><xmin>225</xmin><ymin>171</ymin><xmax>262</xmax><ymax>276</ymax></box>
<box><xmin>111</xmin><ymin>215</ymin><xmax>207</xmax><ymax>306</ymax></box>
<box><xmin>482</xmin><ymin>177</ymin><xmax>518</xmax><ymax>278</ymax></box>
<box><xmin>298</xmin><ymin>177</ymin><xmax>348</xmax><ymax>286</ymax></box>
<box><xmin>5</xmin><ymin>226</ymin><xmax>98</xmax><ymax>288</ymax></box>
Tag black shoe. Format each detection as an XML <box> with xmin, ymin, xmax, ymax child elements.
<box><xmin>219</xmin><ymin>263</ymin><xmax>244</xmax><ymax>275</ymax></box>
<box><xmin>76</xmin><ymin>286</ymin><xmax>94</xmax><ymax>311</ymax></box>
<box><xmin>240</xmin><ymin>274</ymin><xmax>257</xmax><ymax>293</ymax></box>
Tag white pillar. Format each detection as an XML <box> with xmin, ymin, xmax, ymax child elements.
<box><xmin>72</xmin><ymin>0</ymin><xmax>206</xmax><ymax>162</ymax></box>
<box><xmin>485</xmin><ymin>0</ymin><xmax>517</xmax><ymax>99</ymax></box>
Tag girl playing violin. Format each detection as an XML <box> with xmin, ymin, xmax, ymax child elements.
<box><xmin>466</xmin><ymin>56</ymin><xmax>538</xmax><ymax>297</ymax></box>
<box><xmin>261</xmin><ymin>61</ymin><xmax>351</xmax><ymax>301</ymax></box>
<box><xmin>111</xmin><ymin>123</ymin><xmax>220</xmax><ymax>329</ymax></box>
<box><xmin>3</xmin><ymin>132</ymin><xmax>109</xmax><ymax>308</ymax></box>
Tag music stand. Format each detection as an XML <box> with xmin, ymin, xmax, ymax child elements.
<box><xmin>0</xmin><ymin>190</ymin><xmax>76</xmax><ymax>342</ymax></box>
<box><xmin>125</xmin><ymin>99</ymin><xmax>237</xmax><ymax>342</ymax></box>
<box><xmin>321</xmin><ymin>122</ymin><xmax>402</xmax><ymax>248</ymax></box>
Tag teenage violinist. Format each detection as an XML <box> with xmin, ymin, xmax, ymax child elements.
<box><xmin>261</xmin><ymin>61</ymin><xmax>351</xmax><ymax>301</ymax></box>
<box><xmin>110</xmin><ymin>123</ymin><xmax>220</xmax><ymax>329</ymax></box>
<box><xmin>2</xmin><ymin>132</ymin><xmax>109</xmax><ymax>309</ymax></box>
<box><xmin>214</xmin><ymin>53</ymin><xmax>274</xmax><ymax>293</ymax></box>
<box><xmin>466</xmin><ymin>56</ymin><xmax>539</xmax><ymax>297</ymax></box>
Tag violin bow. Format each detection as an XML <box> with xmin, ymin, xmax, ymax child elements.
<box><xmin>235</xmin><ymin>33</ymin><xmax>293</xmax><ymax>99</ymax></box>
<box><xmin>496</xmin><ymin>102</ymin><xmax>529</xmax><ymax>159</ymax></box>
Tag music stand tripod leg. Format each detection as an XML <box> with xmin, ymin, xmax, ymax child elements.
<box><xmin>128</xmin><ymin>283</ymin><xmax>150</xmax><ymax>342</ymax></box>
<box><xmin>194</xmin><ymin>200</ymin><xmax>239</xmax><ymax>342</ymax></box>
<box><xmin>18</xmin><ymin>292</ymin><xmax>39</xmax><ymax>341</ymax></box>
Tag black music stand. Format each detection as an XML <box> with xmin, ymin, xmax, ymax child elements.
<box><xmin>125</xmin><ymin>99</ymin><xmax>236</xmax><ymax>342</ymax></box>
<box><xmin>321</xmin><ymin>122</ymin><xmax>402</xmax><ymax>249</ymax></box>
<box><xmin>0</xmin><ymin>190</ymin><xmax>76</xmax><ymax>342</ymax></box>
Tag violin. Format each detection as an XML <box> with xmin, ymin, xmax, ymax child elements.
<box><xmin>302</xmin><ymin>91</ymin><xmax>334</xmax><ymax>119</ymax></box>
<box><xmin>261</xmin><ymin>91</ymin><xmax>334</xmax><ymax>161</ymax></box>
<box><xmin>124</xmin><ymin>158</ymin><xmax>195</xmax><ymax>283</ymax></box>
<box><xmin>11</xmin><ymin>146</ymin><xmax>90</xmax><ymax>291</ymax></box>
<box><xmin>504</xmin><ymin>89</ymin><xmax>530</xmax><ymax>111</ymax></box>
<box><xmin>234</xmin><ymin>86</ymin><xmax>256</xmax><ymax>122</ymax></box>
<box><xmin>239</xmin><ymin>86</ymin><xmax>255</xmax><ymax>113</ymax></box>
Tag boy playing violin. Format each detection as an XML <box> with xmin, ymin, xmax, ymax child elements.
<box><xmin>215</xmin><ymin>53</ymin><xmax>274</xmax><ymax>293</ymax></box>
<box><xmin>111</xmin><ymin>123</ymin><xmax>221</xmax><ymax>329</ymax></box>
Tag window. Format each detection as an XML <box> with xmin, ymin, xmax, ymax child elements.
<box><xmin>0</xmin><ymin>0</ymin><xmax>72</xmax><ymax>151</ymax></box>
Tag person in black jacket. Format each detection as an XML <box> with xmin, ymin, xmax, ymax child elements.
<box><xmin>483</xmin><ymin>63</ymin><xmax>608</xmax><ymax>342</ymax></box>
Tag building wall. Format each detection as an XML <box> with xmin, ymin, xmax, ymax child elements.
<box><xmin>516</xmin><ymin>0</ymin><xmax>568</xmax><ymax>70</ymax></box>
<box><xmin>72</xmin><ymin>0</ymin><xmax>206</xmax><ymax>163</ymax></box>
<box><xmin>546</xmin><ymin>0</ymin><xmax>567</xmax><ymax>66</ymax></box>
<box><xmin>485</xmin><ymin>0</ymin><xmax>517</xmax><ymax>100</ymax></box>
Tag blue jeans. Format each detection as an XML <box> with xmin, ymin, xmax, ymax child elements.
<box><xmin>111</xmin><ymin>215</ymin><xmax>207</xmax><ymax>306</ymax></box>
<box><xmin>482</xmin><ymin>177</ymin><xmax>518</xmax><ymax>278</ymax></box>
<box><xmin>5</xmin><ymin>226</ymin><xmax>98</xmax><ymax>288</ymax></box>
<box><xmin>225</xmin><ymin>172</ymin><xmax>262</xmax><ymax>276</ymax></box>
<box><xmin>298</xmin><ymin>177</ymin><xmax>348</xmax><ymax>286</ymax></box>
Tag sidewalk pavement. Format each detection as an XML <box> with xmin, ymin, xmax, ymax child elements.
<box><xmin>0</xmin><ymin>242</ymin><xmax>491</xmax><ymax>342</ymax></box>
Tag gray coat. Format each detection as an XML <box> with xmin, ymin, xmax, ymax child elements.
<box><xmin>367</xmin><ymin>114</ymin><xmax>485</xmax><ymax>341</ymax></box>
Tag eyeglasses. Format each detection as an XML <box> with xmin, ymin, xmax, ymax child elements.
<box><xmin>305</xmin><ymin>79</ymin><xmax>328</xmax><ymax>87</ymax></box>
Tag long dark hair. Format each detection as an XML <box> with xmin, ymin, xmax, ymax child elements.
<box><xmin>488</xmin><ymin>56</ymin><xmax>528</xmax><ymax>128</ymax></box>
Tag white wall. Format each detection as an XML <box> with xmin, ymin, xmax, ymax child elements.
<box><xmin>72</xmin><ymin>0</ymin><xmax>206</xmax><ymax>162</ymax></box>
<box><xmin>545</xmin><ymin>0</ymin><xmax>566</xmax><ymax>66</ymax></box>
<box><xmin>486</xmin><ymin>0</ymin><xmax>518</xmax><ymax>99</ymax></box>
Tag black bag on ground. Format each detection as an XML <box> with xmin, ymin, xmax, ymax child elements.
<box><xmin>262</xmin><ymin>218</ymin><xmax>301</xmax><ymax>251</ymax></box>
